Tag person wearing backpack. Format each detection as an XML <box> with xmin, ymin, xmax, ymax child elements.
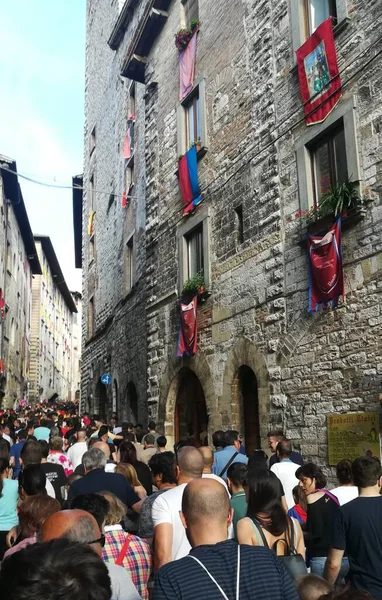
<box><xmin>212</xmin><ymin>431</ymin><xmax>247</xmax><ymax>481</ymax></box>
<box><xmin>296</xmin><ymin>463</ymin><xmax>348</xmax><ymax>581</ymax></box>
<box><xmin>236</xmin><ymin>470</ymin><xmax>306</xmax><ymax>579</ymax></box>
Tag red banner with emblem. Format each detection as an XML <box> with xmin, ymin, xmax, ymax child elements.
<box><xmin>177</xmin><ymin>296</ymin><xmax>198</xmax><ymax>357</ymax></box>
<box><xmin>296</xmin><ymin>17</ymin><xmax>342</xmax><ymax>125</ymax></box>
<box><xmin>307</xmin><ymin>218</ymin><xmax>344</xmax><ymax>312</ymax></box>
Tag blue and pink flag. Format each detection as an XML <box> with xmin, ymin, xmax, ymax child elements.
<box><xmin>179</xmin><ymin>145</ymin><xmax>202</xmax><ymax>215</ymax></box>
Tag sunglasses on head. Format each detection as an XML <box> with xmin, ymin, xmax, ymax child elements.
<box><xmin>88</xmin><ymin>534</ymin><xmax>106</xmax><ymax>548</ymax></box>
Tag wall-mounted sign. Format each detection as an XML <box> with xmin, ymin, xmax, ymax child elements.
<box><xmin>101</xmin><ymin>374</ymin><xmax>112</xmax><ymax>385</ymax></box>
<box><xmin>327</xmin><ymin>412</ymin><xmax>380</xmax><ymax>466</ymax></box>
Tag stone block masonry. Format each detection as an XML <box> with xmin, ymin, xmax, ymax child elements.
<box><xmin>83</xmin><ymin>0</ymin><xmax>382</xmax><ymax>471</ymax></box>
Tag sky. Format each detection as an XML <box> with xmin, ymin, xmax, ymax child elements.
<box><xmin>0</xmin><ymin>1</ymin><xmax>86</xmax><ymax>292</ymax></box>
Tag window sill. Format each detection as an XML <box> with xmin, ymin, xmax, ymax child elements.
<box><xmin>179</xmin><ymin>288</ymin><xmax>211</xmax><ymax>305</ymax></box>
<box><xmin>299</xmin><ymin>205</ymin><xmax>366</xmax><ymax>243</ymax></box>
<box><xmin>290</xmin><ymin>17</ymin><xmax>351</xmax><ymax>74</ymax></box>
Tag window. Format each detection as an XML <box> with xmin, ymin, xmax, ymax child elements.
<box><xmin>186</xmin><ymin>225</ymin><xmax>204</xmax><ymax>279</ymax></box>
<box><xmin>291</xmin><ymin>0</ymin><xmax>348</xmax><ymax>58</ymax></box>
<box><xmin>185</xmin><ymin>92</ymin><xmax>201</xmax><ymax>149</ymax></box>
<box><xmin>304</xmin><ymin>0</ymin><xmax>336</xmax><ymax>36</ymax></box>
<box><xmin>177</xmin><ymin>79</ymin><xmax>208</xmax><ymax>156</ymax></box>
<box><xmin>295</xmin><ymin>95</ymin><xmax>360</xmax><ymax>211</ymax></box>
<box><xmin>6</xmin><ymin>243</ymin><xmax>11</xmax><ymax>274</ymax></box>
<box><xmin>182</xmin><ymin>0</ymin><xmax>199</xmax><ymax>24</ymax></box>
<box><xmin>90</xmin><ymin>125</ymin><xmax>96</xmax><ymax>156</ymax></box>
<box><xmin>310</xmin><ymin>124</ymin><xmax>347</xmax><ymax>205</ymax></box>
<box><xmin>89</xmin><ymin>175</ymin><xmax>95</xmax><ymax>211</ymax></box>
<box><xmin>125</xmin><ymin>163</ymin><xmax>135</xmax><ymax>198</ymax></box>
<box><xmin>89</xmin><ymin>236</ymin><xmax>95</xmax><ymax>263</ymax></box>
<box><xmin>124</xmin><ymin>235</ymin><xmax>134</xmax><ymax>294</ymax></box>
<box><xmin>178</xmin><ymin>207</ymin><xmax>210</xmax><ymax>290</ymax></box>
<box><xmin>128</xmin><ymin>82</ymin><xmax>136</xmax><ymax>118</ymax></box>
<box><xmin>88</xmin><ymin>297</ymin><xmax>95</xmax><ymax>338</ymax></box>
<box><xmin>234</xmin><ymin>205</ymin><xmax>244</xmax><ymax>246</ymax></box>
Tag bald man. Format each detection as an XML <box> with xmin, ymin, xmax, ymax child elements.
<box><xmin>154</xmin><ymin>479</ymin><xmax>299</xmax><ymax>600</ymax></box>
<box><xmin>92</xmin><ymin>440</ymin><xmax>117</xmax><ymax>472</ymax></box>
<box><xmin>67</xmin><ymin>429</ymin><xmax>88</xmax><ymax>469</ymax></box>
<box><xmin>199</xmin><ymin>446</ymin><xmax>230</xmax><ymax>494</ymax></box>
<box><xmin>152</xmin><ymin>446</ymin><xmax>204</xmax><ymax>570</ymax></box>
<box><xmin>41</xmin><ymin>510</ymin><xmax>141</xmax><ymax>600</ymax></box>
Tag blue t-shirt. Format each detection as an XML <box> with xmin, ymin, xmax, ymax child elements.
<box><xmin>0</xmin><ymin>479</ymin><xmax>19</xmax><ymax>531</ymax></box>
<box><xmin>34</xmin><ymin>427</ymin><xmax>51</xmax><ymax>441</ymax></box>
<box><xmin>212</xmin><ymin>447</ymin><xmax>248</xmax><ymax>480</ymax></box>
<box><xmin>10</xmin><ymin>440</ymin><xmax>25</xmax><ymax>478</ymax></box>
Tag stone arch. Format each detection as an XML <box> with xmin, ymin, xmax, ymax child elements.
<box><xmin>222</xmin><ymin>337</ymin><xmax>270</xmax><ymax>451</ymax></box>
<box><xmin>158</xmin><ymin>353</ymin><xmax>217</xmax><ymax>449</ymax></box>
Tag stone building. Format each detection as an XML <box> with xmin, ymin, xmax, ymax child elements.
<box><xmin>80</xmin><ymin>0</ymin><xmax>382</xmax><ymax>463</ymax></box>
<box><xmin>70</xmin><ymin>291</ymin><xmax>82</xmax><ymax>403</ymax></box>
<box><xmin>30</xmin><ymin>237</ymin><xmax>77</xmax><ymax>403</ymax></box>
<box><xmin>0</xmin><ymin>157</ymin><xmax>42</xmax><ymax>409</ymax></box>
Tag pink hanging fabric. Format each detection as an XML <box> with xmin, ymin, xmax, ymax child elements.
<box><xmin>179</xmin><ymin>31</ymin><xmax>198</xmax><ymax>101</ymax></box>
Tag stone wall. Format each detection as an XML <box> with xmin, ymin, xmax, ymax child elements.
<box><xmin>82</xmin><ymin>0</ymin><xmax>148</xmax><ymax>422</ymax></box>
<box><xmin>142</xmin><ymin>0</ymin><xmax>382</xmax><ymax>465</ymax></box>
<box><xmin>85</xmin><ymin>0</ymin><xmax>382</xmax><ymax>470</ymax></box>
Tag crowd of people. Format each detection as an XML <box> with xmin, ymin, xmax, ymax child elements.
<box><xmin>0</xmin><ymin>404</ymin><xmax>381</xmax><ymax>600</ymax></box>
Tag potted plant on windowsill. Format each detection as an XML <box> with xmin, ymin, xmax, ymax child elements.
<box><xmin>297</xmin><ymin>180</ymin><xmax>366</xmax><ymax>236</ymax></box>
<box><xmin>175</xmin><ymin>20</ymin><xmax>200</xmax><ymax>52</ymax></box>
<box><xmin>181</xmin><ymin>272</ymin><xmax>208</xmax><ymax>303</ymax></box>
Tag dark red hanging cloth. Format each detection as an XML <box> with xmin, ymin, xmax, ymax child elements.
<box><xmin>296</xmin><ymin>17</ymin><xmax>342</xmax><ymax>125</ymax></box>
<box><xmin>307</xmin><ymin>217</ymin><xmax>344</xmax><ymax>312</ymax></box>
<box><xmin>177</xmin><ymin>296</ymin><xmax>198</xmax><ymax>357</ymax></box>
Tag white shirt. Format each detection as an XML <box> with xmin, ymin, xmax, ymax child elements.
<box><xmin>67</xmin><ymin>441</ymin><xmax>88</xmax><ymax>470</ymax></box>
<box><xmin>202</xmin><ymin>473</ymin><xmax>230</xmax><ymax>495</ymax></box>
<box><xmin>152</xmin><ymin>483</ymin><xmax>190</xmax><ymax>561</ymax></box>
<box><xmin>271</xmin><ymin>460</ymin><xmax>299</xmax><ymax>509</ymax></box>
<box><xmin>331</xmin><ymin>485</ymin><xmax>359</xmax><ymax>505</ymax></box>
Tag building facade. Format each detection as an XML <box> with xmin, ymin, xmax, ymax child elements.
<box><xmin>81</xmin><ymin>0</ymin><xmax>382</xmax><ymax>464</ymax></box>
<box><xmin>70</xmin><ymin>291</ymin><xmax>82</xmax><ymax>403</ymax></box>
<box><xmin>30</xmin><ymin>237</ymin><xmax>78</xmax><ymax>403</ymax></box>
<box><xmin>76</xmin><ymin>0</ymin><xmax>148</xmax><ymax>423</ymax></box>
<box><xmin>0</xmin><ymin>157</ymin><xmax>42</xmax><ymax>409</ymax></box>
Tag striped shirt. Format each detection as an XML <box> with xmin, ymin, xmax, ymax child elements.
<box><xmin>154</xmin><ymin>540</ymin><xmax>299</xmax><ymax>600</ymax></box>
<box><xmin>102</xmin><ymin>526</ymin><xmax>152</xmax><ymax>599</ymax></box>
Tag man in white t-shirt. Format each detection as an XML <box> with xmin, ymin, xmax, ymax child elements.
<box><xmin>152</xmin><ymin>445</ymin><xmax>204</xmax><ymax>570</ymax></box>
<box><xmin>199</xmin><ymin>446</ymin><xmax>230</xmax><ymax>494</ymax></box>
<box><xmin>270</xmin><ymin>440</ymin><xmax>299</xmax><ymax>510</ymax></box>
<box><xmin>67</xmin><ymin>429</ymin><xmax>88</xmax><ymax>469</ymax></box>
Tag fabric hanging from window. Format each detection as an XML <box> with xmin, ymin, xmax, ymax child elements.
<box><xmin>307</xmin><ymin>217</ymin><xmax>344</xmax><ymax>311</ymax></box>
<box><xmin>179</xmin><ymin>145</ymin><xmax>202</xmax><ymax>215</ymax></box>
<box><xmin>296</xmin><ymin>17</ymin><xmax>341</xmax><ymax>125</ymax></box>
<box><xmin>0</xmin><ymin>290</ymin><xmax>5</xmax><ymax>320</ymax></box>
<box><xmin>87</xmin><ymin>211</ymin><xmax>96</xmax><ymax>235</ymax></box>
<box><xmin>177</xmin><ymin>295</ymin><xmax>198</xmax><ymax>357</ymax></box>
<box><xmin>121</xmin><ymin>191</ymin><xmax>128</xmax><ymax>208</ymax></box>
<box><xmin>179</xmin><ymin>31</ymin><xmax>198</xmax><ymax>101</ymax></box>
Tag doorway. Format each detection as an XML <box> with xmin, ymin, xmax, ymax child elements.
<box><xmin>175</xmin><ymin>368</ymin><xmax>208</xmax><ymax>445</ymax></box>
<box><xmin>238</xmin><ymin>365</ymin><xmax>260</xmax><ymax>456</ymax></box>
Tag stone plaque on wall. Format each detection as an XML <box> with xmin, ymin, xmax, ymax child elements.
<box><xmin>327</xmin><ymin>412</ymin><xmax>381</xmax><ymax>466</ymax></box>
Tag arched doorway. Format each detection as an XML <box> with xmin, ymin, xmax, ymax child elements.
<box><xmin>175</xmin><ymin>368</ymin><xmax>208</xmax><ymax>444</ymax></box>
<box><xmin>95</xmin><ymin>381</ymin><xmax>108</xmax><ymax>421</ymax></box>
<box><xmin>237</xmin><ymin>365</ymin><xmax>260</xmax><ymax>456</ymax></box>
<box><xmin>127</xmin><ymin>382</ymin><xmax>138</xmax><ymax>424</ymax></box>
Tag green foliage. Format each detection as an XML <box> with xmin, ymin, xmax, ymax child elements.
<box><xmin>182</xmin><ymin>272</ymin><xmax>205</xmax><ymax>294</ymax></box>
<box><xmin>302</xmin><ymin>181</ymin><xmax>361</xmax><ymax>223</ymax></box>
